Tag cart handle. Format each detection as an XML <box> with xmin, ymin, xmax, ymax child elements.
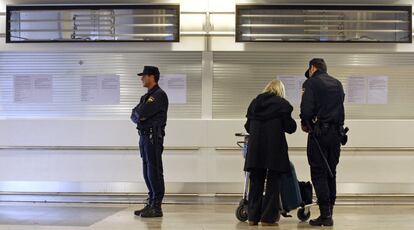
<box><xmin>235</xmin><ymin>133</ymin><xmax>249</xmax><ymax>137</ymax></box>
<box><xmin>237</xmin><ymin>141</ymin><xmax>246</xmax><ymax>148</ymax></box>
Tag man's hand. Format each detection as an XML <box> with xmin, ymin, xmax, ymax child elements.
<box><xmin>130</xmin><ymin>109</ymin><xmax>139</xmax><ymax>124</ymax></box>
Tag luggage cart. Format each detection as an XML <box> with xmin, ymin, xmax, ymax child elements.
<box><xmin>234</xmin><ymin>133</ymin><xmax>314</xmax><ymax>223</ymax></box>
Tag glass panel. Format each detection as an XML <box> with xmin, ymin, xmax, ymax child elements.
<box><xmin>236</xmin><ymin>5</ymin><xmax>412</xmax><ymax>43</ymax></box>
<box><xmin>7</xmin><ymin>5</ymin><xmax>179</xmax><ymax>42</ymax></box>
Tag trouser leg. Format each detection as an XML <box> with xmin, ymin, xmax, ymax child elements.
<box><xmin>327</xmin><ymin>133</ymin><xmax>340</xmax><ymax>214</ymax></box>
<box><xmin>248</xmin><ymin>168</ymin><xmax>266</xmax><ymax>222</ymax></box>
<box><xmin>144</xmin><ymin>135</ymin><xmax>165</xmax><ymax>207</ymax></box>
<box><xmin>308</xmin><ymin>135</ymin><xmax>331</xmax><ymax>209</ymax></box>
<box><xmin>260</xmin><ymin>170</ymin><xmax>280</xmax><ymax>223</ymax></box>
<box><xmin>307</xmin><ymin>127</ymin><xmax>341</xmax><ymax>218</ymax></box>
<box><xmin>139</xmin><ymin>137</ymin><xmax>153</xmax><ymax>202</ymax></box>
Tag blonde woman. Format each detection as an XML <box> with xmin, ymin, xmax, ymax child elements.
<box><xmin>244</xmin><ymin>80</ymin><xmax>297</xmax><ymax>226</ymax></box>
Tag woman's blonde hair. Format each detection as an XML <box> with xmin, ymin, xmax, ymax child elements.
<box><xmin>263</xmin><ymin>80</ymin><xmax>286</xmax><ymax>98</ymax></box>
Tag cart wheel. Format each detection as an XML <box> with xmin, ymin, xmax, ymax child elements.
<box><xmin>297</xmin><ymin>208</ymin><xmax>311</xmax><ymax>222</ymax></box>
<box><xmin>235</xmin><ymin>205</ymin><xmax>248</xmax><ymax>222</ymax></box>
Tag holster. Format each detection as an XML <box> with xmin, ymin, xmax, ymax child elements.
<box><xmin>339</xmin><ymin>126</ymin><xmax>349</xmax><ymax>146</ymax></box>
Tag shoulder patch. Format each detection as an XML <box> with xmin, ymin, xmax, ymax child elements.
<box><xmin>147</xmin><ymin>96</ymin><xmax>156</xmax><ymax>103</ymax></box>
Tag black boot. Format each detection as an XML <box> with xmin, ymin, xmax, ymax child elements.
<box><xmin>309</xmin><ymin>205</ymin><xmax>333</xmax><ymax>226</ymax></box>
<box><xmin>134</xmin><ymin>198</ymin><xmax>151</xmax><ymax>216</ymax></box>
<box><xmin>140</xmin><ymin>201</ymin><xmax>163</xmax><ymax>218</ymax></box>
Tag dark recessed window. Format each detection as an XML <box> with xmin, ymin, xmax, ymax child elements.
<box><xmin>6</xmin><ymin>4</ymin><xmax>180</xmax><ymax>43</ymax></box>
<box><xmin>236</xmin><ymin>5</ymin><xmax>412</xmax><ymax>43</ymax></box>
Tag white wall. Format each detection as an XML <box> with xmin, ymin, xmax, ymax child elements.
<box><xmin>1</xmin><ymin>0</ymin><xmax>414</xmax><ymax>194</ymax></box>
<box><xmin>0</xmin><ymin>119</ymin><xmax>413</xmax><ymax>194</ymax></box>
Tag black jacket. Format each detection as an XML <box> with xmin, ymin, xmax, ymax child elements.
<box><xmin>300</xmin><ymin>70</ymin><xmax>345</xmax><ymax>126</ymax></box>
<box><xmin>131</xmin><ymin>85</ymin><xmax>169</xmax><ymax>132</ymax></box>
<box><xmin>244</xmin><ymin>93</ymin><xmax>297</xmax><ymax>172</ymax></box>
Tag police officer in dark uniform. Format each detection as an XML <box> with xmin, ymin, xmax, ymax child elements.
<box><xmin>130</xmin><ymin>66</ymin><xmax>169</xmax><ymax>218</ymax></box>
<box><xmin>300</xmin><ymin>58</ymin><xmax>345</xmax><ymax>226</ymax></box>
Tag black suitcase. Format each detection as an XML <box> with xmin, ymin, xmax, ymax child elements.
<box><xmin>280</xmin><ymin>162</ymin><xmax>303</xmax><ymax>212</ymax></box>
<box><xmin>299</xmin><ymin>181</ymin><xmax>313</xmax><ymax>205</ymax></box>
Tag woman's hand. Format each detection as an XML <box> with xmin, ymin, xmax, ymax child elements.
<box><xmin>301</xmin><ymin>124</ymin><xmax>310</xmax><ymax>133</ymax></box>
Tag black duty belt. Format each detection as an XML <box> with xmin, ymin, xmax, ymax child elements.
<box><xmin>319</xmin><ymin>123</ymin><xmax>331</xmax><ymax>129</ymax></box>
<box><xmin>138</xmin><ymin>128</ymin><xmax>153</xmax><ymax>136</ymax></box>
<box><xmin>316</xmin><ymin>122</ymin><xmax>340</xmax><ymax>128</ymax></box>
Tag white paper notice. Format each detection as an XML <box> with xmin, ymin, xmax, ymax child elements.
<box><xmin>367</xmin><ymin>76</ymin><xmax>388</xmax><ymax>104</ymax></box>
<box><xmin>81</xmin><ymin>75</ymin><xmax>120</xmax><ymax>104</ymax></box>
<box><xmin>347</xmin><ymin>76</ymin><xmax>388</xmax><ymax>104</ymax></box>
<box><xmin>347</xmin><ymin>76</ymin><xmax>366</xmax><ymax>104</ymax></box>
<box><xmin>277</xmin><ymin>75</ymin><xmax>305</xmax><ymax>104</ymax></box>
<box><xmin>158</xmin><ymin>74</ymin><xmax>187</xmax><ymax>104</ymax></box>
<box><xmin>14</xmin><ymin>75</ymin><xmax>53</xmax><ymax>103</ymax></box>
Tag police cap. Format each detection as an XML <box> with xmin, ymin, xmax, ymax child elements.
<box><xmin>138</xmin><ymin>66</ymin><xmax>160</xmax><ymax>82</ymax></box>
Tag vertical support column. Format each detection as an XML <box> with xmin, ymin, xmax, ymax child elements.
<box><xmin>201</xmin><ymin>51</ymin><xmax>213</xmax><ymax>119</ymax></box>
<box><xmin>0</xmin><ymin>10</ymin><xmax>6</xmax><ymax>39</ymax></box>
<box><xmin>201</xmin><ymin>51</ymin><xmax>214</xmax><ymax>195</ymax></box>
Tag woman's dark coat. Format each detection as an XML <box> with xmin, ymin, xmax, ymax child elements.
<box><xmin>244</xmin><ymin>93</ymin><xmax>297</xmax><ymax>173</ymax></box>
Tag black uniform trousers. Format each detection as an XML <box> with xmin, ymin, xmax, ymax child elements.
<box><xmin>307</xmin><ymin>125</ymin><xmax>341</xmax><ymax>207</ymax></box>
<box><xmin>248</xmin><ymin>169</ymin><xmax>280</xmax><ymax>223</ymax></box>
<box><xmin>139</xmin><ymin>132</ymin><xmax>165</xmax><ymax>206</ymax></box>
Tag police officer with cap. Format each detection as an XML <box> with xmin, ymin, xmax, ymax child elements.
<box><xmin>300</xmin><ymin>58</ymin><xmax>346</xmax><ymax>226</ymax></box>
<box><xmin>131</xmin><ymin>66</ymin><xmax>169</xmax><ymax>218</ymax></box>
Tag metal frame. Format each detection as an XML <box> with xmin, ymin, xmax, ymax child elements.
<box><xmin>1</xmin><ymin>146</ymin><xmax>413</xmax><ymax>152</ymax></box>
<box><xmin>1</xmin><ymin>181</ymin><xmax>414</xmax><ymax>194</ymax></box>
<box><xmin>6</xmin><ymin>4</ymin><xmax>180</xmax><ymax>43</ymax></box>
<box><xmin>0</xmin><ymin>146</ymin><xmax>199</xmax><ymax>151</ymax></box>
<box><xmin>215</xmin><ymin>147</ymin><xmax>414</xmax><ymax>152</ymax></box>
<box><xmin>235</xmin><ymin>4</ymin><xmax>413</xmax><ymax>43</ymax></box>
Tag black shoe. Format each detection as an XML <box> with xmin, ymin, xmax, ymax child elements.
<box><xmin>309</xmin><ymin>205</ymin><xmax>333</xmax><ymax>226</ymax></box>
<box><xmin>309</xmin><ymin>216</ymin><xmax>333</xmax><ymax>226</ymax></box>
<box><xmin>140</xmin><ymin>207</ymin><xmax>163</xmax><ymax>218</ymax></box>
<box><xmin>134</xmin><ymin>204</ymin><xmax>151</xmax><ymax>216</ymax></box>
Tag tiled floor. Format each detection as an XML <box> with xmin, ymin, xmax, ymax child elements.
<box><xmin>0</xmin><ymin>205</ymin><xmax>124</xmax><ymax>226</ymax></box>
<box><xmin>0</xmin><ymin>202</ymin><xmax>413</xmax><ymax>230</ymax></box>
